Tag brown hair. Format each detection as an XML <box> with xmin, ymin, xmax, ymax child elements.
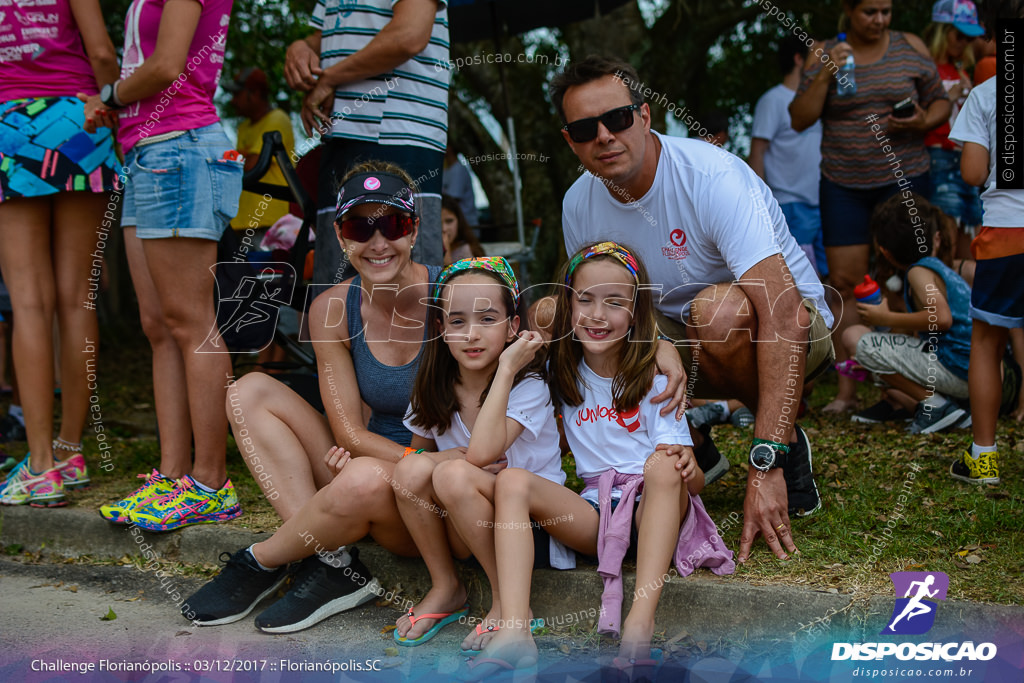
<box><xmin>409</xmin><ymin>270</ymin><xmax>541</xmax><ymax>435</ymax></box>
<box><xmin>871</xmin><ymin>192</ymin><xmax>939</xmax><ymax>268</ymax></box>
<box><xmin>548</xmin><ymin>244</ymin><xmax>657</xmax><ymax>413</ymax></box>
<box><xmin>549</xmin><ymin>55</ymin><xmax>643</xmax><ymax>124</ymax></box>
<box><xmin>441</xmin><ymin>194</ymin><xmax>484</xmax><ymax>259</ymax></box>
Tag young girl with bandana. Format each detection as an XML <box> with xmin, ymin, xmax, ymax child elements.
<box><xmin>388</xmin><ymin>256</ymin><xmax>572</xmax><ymax>651</ymax></box>
<box><xmin>467</xmin><ymin>242</ymin><xmax>734</xmax><ymax>678</ymax></box>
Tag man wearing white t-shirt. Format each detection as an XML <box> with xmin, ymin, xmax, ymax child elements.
<box><xmin>544</xmin><ymin>56</ymin><xmax>835</xmax><ymax>563</ymax></box>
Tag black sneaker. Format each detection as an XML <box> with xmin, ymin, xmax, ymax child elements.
<box><xmin>784</xmin><ymin>425</ymin><xmax>821</xmax><ymax>518</ymax></box>
<box><xmin>906</xmin><ymin>400</ymin><xmax>967</xmax><ymax>435</ymax></box>
<box><xmin>182</xmin><ymin>547</ymin><xmax>289</xmax><ymax>625</ymax></box>
<box><xmin>254</xmin><ymin>547</ymin><xmax>380</xmax><ymax>633</ymax></box>
<box><xmin>691</xmin><ymin>424</ymin><xmax>730</xmax><ymax>485</ymax></box>
<box><xmin>851</xmin><ymin>400</ymin><xmax>912</xmax><ymax>425</ymax></box>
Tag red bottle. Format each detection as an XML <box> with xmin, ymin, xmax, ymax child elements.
<box><xmin>853</xmin><ymin>275</ymin><xmax>882</xmax><ymax>305</ymax></box>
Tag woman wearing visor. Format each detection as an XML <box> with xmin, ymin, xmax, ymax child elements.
<box><xmin>181</xmin><ymin>161</ymin><xmax>448</xmax><ymax>634</ymax></box>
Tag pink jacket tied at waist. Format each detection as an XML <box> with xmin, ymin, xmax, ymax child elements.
<box><xmin>582</xmin><ymin>468</ymin><xmax>735</xmax><ymax>637</ymax></box>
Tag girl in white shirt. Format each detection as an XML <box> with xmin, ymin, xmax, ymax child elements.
<box><xmin>467</xmin><ymin>242</ymin><xmax>733</xmax><ymax>679</ymax></box>
<box><xmin>385</xmin><ymin>256</ymin><xmax>566</xmax><ymax>652</ymax></box>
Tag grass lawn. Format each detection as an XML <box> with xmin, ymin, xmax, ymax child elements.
<box><xmin>5</xmin><ymin>329</ymin><xmax>1022</xmax><ymax>607</ymax></box>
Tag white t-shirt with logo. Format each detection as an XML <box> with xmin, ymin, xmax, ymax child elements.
<box><xmin>563</xmin><ymin>131</ymin><xmax>833</xmax><ymax>328</ymax></box>
<box><xmin>949</xmin><ymin>78</ymin><xmax>1024</xmax><ymax>228</ymax></box>
<box><xmin>560</xmin><ymin>361</ymin><xmax>692</xmax><ymax>503</ymax></box>
<box><xmin>751</xmin><ymin>84</ymin><xmax>822</xmax><ymax>206</ymax></box>
<box><xmin>403</xmin><ymin>376</ymin><xmax>565</xmax><ymax>486</ymax></box>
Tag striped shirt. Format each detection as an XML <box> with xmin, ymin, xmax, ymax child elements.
<box><xmin>310</xmin><ymin>0</ymin><xmax>450</xmax><ymax>152</ymax></box>
<box><xmin>799</xmin><ymin>31</ymin><xmax>946</xmax><ymax>189</ymax></box>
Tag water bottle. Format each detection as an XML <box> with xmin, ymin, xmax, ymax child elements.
<box><xmin>854</xmin><ymin>275</ymin><xmax>882</xmax><ymax>305</ymax></box>
<box><xmin>836</xmin><ymin>32</ymin><xmax>857</xmax><ymax>97</ymax></box>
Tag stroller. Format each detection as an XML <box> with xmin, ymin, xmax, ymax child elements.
<box><xmin>214</xmin><ymin>130</ymin><xmax>322</xmax><ymax>411</ymax></box>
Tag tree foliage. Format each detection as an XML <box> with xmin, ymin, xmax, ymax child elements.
<box><xmin>97</xmin><ymin>0</ymin><xmax>940</xmax><ymax>283</ymax></box>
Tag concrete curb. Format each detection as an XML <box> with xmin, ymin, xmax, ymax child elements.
<box><xmin>2</xmin><ymin>506</ymin><xmax>1020</xmax><ymax>645</ymax></box>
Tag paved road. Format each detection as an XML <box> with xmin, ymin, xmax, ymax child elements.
<box><xmin>0</xmin><ymin>557</ymin><xmax>705</xmax><ymax>682</ymax></box>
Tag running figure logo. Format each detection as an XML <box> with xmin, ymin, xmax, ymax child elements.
<box><xmin>881</xmin><ymin>571</ymin><xmax>949</xmax><ymax>635</ymax></box>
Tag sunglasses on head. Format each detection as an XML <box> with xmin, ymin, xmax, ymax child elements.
<box><xmin>339</xmin><ymin>214</ymin><xmax>416</xmax><ymax>242</ymax></box>
<box><xmin>563</xmin><ymin>104</ymin><xmax>640</xmax><ymax>143</ymax></box>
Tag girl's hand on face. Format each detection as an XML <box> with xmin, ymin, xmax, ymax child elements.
<box><xmin>324</xmin><ymin>445</ymin><xmax>352</xmax><ymax>476</ymax></box>
<box><xmin>497</xmin><ymin>330</ymin><xmax>544</xmax><ymax>374</ymax></box>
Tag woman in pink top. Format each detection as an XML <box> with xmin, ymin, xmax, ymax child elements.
<box><xmin>82</xmin><ymin>0</ymin><xmax>243</xmax><ymax>531</ymax></box>
<box><xmin>0</xmin><ymin>0</ymin><xmax>119</xmax><ymax>507</ymax></box>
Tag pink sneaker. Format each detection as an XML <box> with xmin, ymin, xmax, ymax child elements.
<box><xmin>0</xmin><ymin>456</ymin><xmax>66</xmax><ymax>507</ymax></box>
<box><xmin>54</xmin><ymin>453</ymin><xmax>90</xmax><ymax>489</ymax></box>
<box><xmin>835</xmin><ymin>359</ymin><xmax>869</xmax><ymax>382</ymax></box>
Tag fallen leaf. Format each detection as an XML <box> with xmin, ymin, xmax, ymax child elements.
<box><xmin>559</xmin><ymin>644</ymin><xmax>571</xmax><ymax>654</ymax></box>
<box><xmin>175</xmin><ymin>631</ymin><xmax>191</xmax><ymax>637</ymax></box>
<box><xmin>67</xmin><ymin>585</ymin><xmax>78</xmax><ymax>593</ymax></box>
<box><xmin>965</xmin><ymin>554</ymin><xmax>982</xmax><ymax>564</ymax></box>
<box><xmin>100</xmin><ymin>607</ymin><xmax>117</xmax><ymax>621</ymax></box>
<box><xmin>952</xmin><ymin>559</ymin><xmax>970</xmax><ymax>569</ymax></box>
<box><xmin>383</xmin><ymin>647</ymin><xmax>399</xmax><ymax>657</ymax></box>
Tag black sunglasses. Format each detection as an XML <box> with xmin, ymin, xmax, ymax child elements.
<box><xmin>339</xmin><ymin>214</ymin><xmax>416</xmax><ymax>242</ymax></box>
<box><xmin>563</xmin><ymin>104</ymin><xmax>640</xmax><ymax>143</ymax></box>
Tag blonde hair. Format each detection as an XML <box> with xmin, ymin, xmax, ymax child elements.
<box><xmin>922</xmin><ymin>22</ymin><xmax>976</xmax><ymax>69</ymax></box>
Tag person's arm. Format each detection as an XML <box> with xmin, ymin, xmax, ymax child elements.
<box><xmin>735</xmin><ymin>253</ymin><xmax>805</xmax><ymax>563</ymax></box>
<box><xmin>748</xmin><ymin>138</ymin><xmax>770</xmax><ymax>180</ymax></box>
<box><xmin>79</xmin><ymin>0</ymin><xmax>203</xmax><ymax>131</ymax></box>
<box><xmin>790</xmin><ymin>40</ymin><xmax>849</xmax><ymax>132</ymax></box>
<box><xmin>857</xmin><ymin>267</ymin><xmax>952</xmax><ymax>331</ymax></box>
<box><xmin>889</xmin><ymin>44</ymin><xmax>952</xmax><ymax>133</ymax></box>
<box><xmin>960</xmin><ymin>141</ymin><xmax>990</xmax><ymax>186</ymax></box>
<box><xmin>69</xmin><ymin>0</ymin><xmax>118</xmax><ymax>88</ymax></box>
<box><xmin>284</xmin><ymin>31</ymin><xmax>323</xmax><ymax>91</ymax></box>
<box><xmin>308</xmin><ymin>284</ymin><xmax>409</xmax><ymax>462</ymax></box>
<box><xmin>465</xmin><ymin>332</ymin><xmax>544</xmax><ymax>467</ymax></box>
<box><xmin>300</xmin><ymin>0</ymin><xmax>439</xmax><ymax>134</ymax></box>
<box><xmin>112</xmin><ymin>0</ymin><xmax>203</xmax><ymax>103</ymax></box>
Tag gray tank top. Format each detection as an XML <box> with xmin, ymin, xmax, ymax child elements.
<box><xmin>346</xmin><ymin>264</ymin><xmax>442</xmax><ymax>446</ymax></box>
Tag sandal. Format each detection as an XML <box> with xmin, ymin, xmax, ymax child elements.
<box><xmin>393</xmin><ymin>603</ymin><xmax>469</xmax><ymax>647</ymax></box>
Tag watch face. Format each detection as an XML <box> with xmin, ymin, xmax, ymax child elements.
<box><xmin>100</xmin><ymin>84</ymin><xmax>113</xmax><ymax>103</ymax></box>
<box><xmin>750</xmin><ymin>443</ymin><xmax>776</xmax><ymax>471</ymax></box>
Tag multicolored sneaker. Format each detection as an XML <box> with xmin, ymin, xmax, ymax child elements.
<box><xmin>0</xmin><ymin>455</ymin><xmax>66</xmax><ymax>507</ymax></box>
<box><xmin>53</xmin><ymin>453</ymin><xmax>90</xmax><ymax>489</ymax></box>
<box><xmin>99</xmin><ymin>470</ymin><xmax>177</xmax><ymax>524</ymax></box>
<box><xmin>128</xmin><ymin>475</ymin><xmax>241</xmax><ymax>532</ymax></box>
<box><xmin>950</xmin><ymin>450</ymin><xmax>999</xmax><ymax>485</ymax></box>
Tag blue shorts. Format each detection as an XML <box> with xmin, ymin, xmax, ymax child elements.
<box><xmin>928</xmin><ymin>148</ymin><xmax>983</xmax><ymax>228</ymax></box>
<box><xmin>780</xmin><ymin>201</ymin><xmax>828</xmax><ymax>276</ymax></box>
<box><xmin>819</xmin><ymin>173</ymin><xmax>931</xmax><ymax>247</ymax></box>
<box><xmin>971</xmin><ymin>251</ymin><xmax>1024</xmax><ymax>328</ymax></box>
<box><xmin>121</xmin><ymin>123</ymin><xmax>241</xmax><ymax>240</ymax></box>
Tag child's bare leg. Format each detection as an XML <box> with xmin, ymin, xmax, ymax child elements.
<box><xmin>472</xmin><ymin>468</ymin><xmax>598</xmax><ymax>675</ymax></box>
<box><xmin>392</xmin><ymin>453</ymin><xmax>466</xmax><ymax>639</ymax></box>
<box><xmin>433</xmin><ymin>459</ymin><xmax>505</xmax><ymax>651</ymax></box>
<box><xmin>620</xmin><ymin>451</ymin><xmax>686</xmax><ymax>662</ymax></box>
<box><xmin>970</xmin><ymin>321</ymin><xmax>1010</xmax><ymax>446</ymax></box>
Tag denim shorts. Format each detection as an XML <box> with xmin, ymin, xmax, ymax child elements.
<box><xmin>779</xmin><ymin>201</ymin><xmax>828</xmax><ymax>277</ymax></box>
<box><xmin>928</xmin><ymin>148</ymin><xmax>983</xmax><ymax>228</ymax></box>
<box><xmin>121</xmin><ymin>123</ymin><xmax>242</xmax><ymax>240</ymax></box>
<box><xmin>819</xmin><ymin>173</ymin><xmax>931</xmax><ymax>247</ymax></box>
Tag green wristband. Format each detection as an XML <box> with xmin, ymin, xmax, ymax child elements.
<box><xmin>752</xmin><ymin>437</ymin><xmax>790</xmax><ymax>454</ymax></box>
